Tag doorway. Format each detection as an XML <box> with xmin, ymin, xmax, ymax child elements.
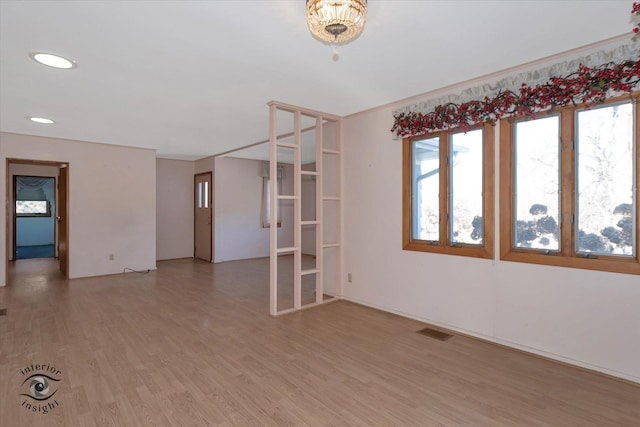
<box><xmin>13</xmin><ymin>175</ymin><xmax>56</xmax><ymax>260</ymax></box>
<box><xmin>6</xmin><ymin>159</ymin><xmax>69</xmax><ymax>282</ymax></box>
<box><xmin>194</xmin><ymin>171</ymin><xmax>212</xmax><ymax>262</ymax></box>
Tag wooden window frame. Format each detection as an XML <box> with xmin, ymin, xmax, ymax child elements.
<box><xmin>403</xmin><ymin>123</ymin><xmax>495</xmax><ymax>259</ymax></box>
<box><xmin>499</xmin><ymin>94</ymin><xmax>640</xmax><ymax>275</ymax></box>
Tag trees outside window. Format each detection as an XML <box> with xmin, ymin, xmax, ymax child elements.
<box><xmin>500</xmin><ymin>95</ymin><xmax>639</xmax><ymax>275</ymax></box>
<box><xmin>403</xmin><ymin>124</ymin><xmax>494</xmax><ymax>259</ymax></box>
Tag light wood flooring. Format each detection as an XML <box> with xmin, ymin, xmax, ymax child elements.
<box><xmin>1</xmin><ymin>257</ymin><xmax>639</xmax><ymax>426</ymax></box>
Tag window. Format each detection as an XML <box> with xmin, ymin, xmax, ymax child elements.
<box><xmin>261</xmin><ymin>176</ymin><xmax>282</xmax><ymax>228</ymax></box>
<box><xmin>403</xmin><ymin>123</ymin><xmax>494</xmax><ymax>258</ymax></box>
<box><xmin>14</xmin><ymin>175</ymin><xmax>54</xmax><ymax>217</ymax></box>
<box><xmin>16</xmin><ymin>200</ymin><xmax>51</xmax><ymax>217</ymax></box>
<box><xmin>197</xmin><ymin>181</ymin><xmax>209</xmax><ymax>209</ymax></box>
<box><xmin>500</xmin><ymin>95</ymin><xmax>639</xmax><ymax>275</ymax></box>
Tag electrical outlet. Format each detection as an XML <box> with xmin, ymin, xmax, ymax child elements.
<box><xmin>109</xmin><ymin>254</ymin><xmax>114</xmax><ymax>261</ymax></box>
<box><xmin>348</xmin><ymin>273</ymin><xmax>352</xmax><ymax>283</ymax></box>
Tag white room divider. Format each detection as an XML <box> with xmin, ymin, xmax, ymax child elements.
<box><xmin>268</xmin><ymin>101</ymin><xmax>343</xmax><ymax>316</ymax></box>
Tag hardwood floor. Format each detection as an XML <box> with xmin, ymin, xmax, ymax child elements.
<box><xmin>1</xmin><ymin>257</ymin><xmax>638</xmax><ymax>426</ymax></box>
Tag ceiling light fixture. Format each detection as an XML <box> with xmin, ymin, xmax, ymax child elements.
<box><xmin>29</xmin><ymin>117</ymin><xmax>55</xmax><ymax>124</ymax></box>
<box><xmin>29</xmin><ymin>52</ymin><xmax>76</xmax><ymax>69</ymax></box>
<box><xmin>306</xmin><ymin>0</ymin><xmax>367</xmax><ymax>45</ymax></box>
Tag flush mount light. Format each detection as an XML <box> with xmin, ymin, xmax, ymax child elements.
<box><xmin>29</xmin><ymin>117</ymin><xmax>55</xmax><ymax>124</ymax></box>
<box><xmin>29</xmin><ymin>52</ymin><xmax>76</xmax><ymax>69</ymax></box>
<box><xmin>306</xmin><ymin>0</ymin><xmax>367</xmax><ymax>45</ymax></box>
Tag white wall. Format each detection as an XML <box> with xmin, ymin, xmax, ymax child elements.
<box><xmin>0</xmin><ymin>132</ymin><xmax>157</xmax><ymax>284</ymax></box>
<box><xmin>342</xmin><ymin>50</ymin><xmax>640</xmax><ymax>382</ymax></box>
<box><xmin>213</xmin><ymin>156</ymin><xmax>294</xmax><ymax>263</ymax></box>
<box><xmin>156</xmin><ymin>158</ymin><xmax>194</xmax><ymax>260</ymax></box>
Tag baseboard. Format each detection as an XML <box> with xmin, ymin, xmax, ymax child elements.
<box><xmin>341</xmin><ymin>295</ymin><xmax>640</xmax><ymax>386</ymax></box>
<box><xmin>214</xmin><ymin>253</ymin><xmax>316</xmax><ymax>264</ymax></box>
<box><xmin>214</xmin><ymin>255</ymin><xmax>269</xmax><ymax>263</ymax></box>
<box><xmin>68</xmin><ymin>266</ymin><xmax>158</xmax><ymax>280</ymax></box>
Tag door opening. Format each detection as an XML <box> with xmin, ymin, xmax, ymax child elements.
<box><xmin>5</xmin><ymin>159</ymin><xmax>69</xmax><ymax>283</ymax></box>
<box><xmin>13</xmin><ymin>175</ymin><xmax>56</xmax><ymax>260</ymax></box>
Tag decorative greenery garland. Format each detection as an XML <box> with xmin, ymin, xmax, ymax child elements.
<box><xmin>391</xmin><ymin>59</ymin><xmax>640</xmax><ymax>137</ymax></box>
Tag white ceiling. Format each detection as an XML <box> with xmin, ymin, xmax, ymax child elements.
<box><xmin>0</xmin><ymin>1</ymin><xmax>632</xmax><ymax>160</ymax></box>
<box><xmin>222</xmin><ymin>131</ymin><xmax>318</xmax><ymax>165</ymax></box>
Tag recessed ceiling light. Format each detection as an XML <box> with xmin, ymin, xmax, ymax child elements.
<box><xmin>29</xmin><ymin>52</ymin><xmax>76</xmax><ymax>69</ymax></box>
<box><xmin>29</xmin><ymin>117</ymin><xmax>55</xmax><ymax>124</ymax></box>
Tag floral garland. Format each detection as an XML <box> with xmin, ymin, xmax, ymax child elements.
<box><xmin>391</xmin><ymin>2</ymin><xmax>640</xmax><ymax>137</ymax></box>
<box><xmin>392</xmin><ymin>5</ymin><xmax>640</xmax><ymax>138</ymax></box>
<box><xmin>391</xmin><ymin>59</ymin><xmax>640</xmax><ymax>137</ymax></box>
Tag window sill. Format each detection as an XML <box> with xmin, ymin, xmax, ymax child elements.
<box><xmin>404</xmin><ymin>240</ymin><xmax>494</xmax><ymax>259</ymax></box>
<box><xmin>500</xmin><ymin>250</ymin><xmax>640</xmax><ymax>275</ymax></box>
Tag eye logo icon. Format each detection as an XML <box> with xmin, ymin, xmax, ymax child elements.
<box><xmin>21</xmin><ymin>374</ymin><xmax>59</xmax><ymax>401</ymax></box>
<box><xmin>18</xmin><ymin>363</ymin><xmax>62</xmax><ymax>414</ymax></box>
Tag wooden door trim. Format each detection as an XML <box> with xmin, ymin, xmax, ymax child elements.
<box><xmin>5</xmin><ymin>158</ymin><xmax>70</xmax><ymax>283</ymax></box>
<box><xmin>58</xmin><ymin>165</ymin><xmax>69</xmax><ymax>277</ymax></box>
<box><xmin>194</xmin><ymin>171</ymin><xmax>213</xmax><ymax>262</ymax></box>
<box><xmin>11</xmin><ymin>175</ymin><xmax>16</xmax><ymax>263</ymax></box>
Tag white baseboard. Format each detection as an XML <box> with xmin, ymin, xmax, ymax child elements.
<box><xmin>341</xmin><ymin>295</ymin><xmax>640</xmax><ymax>385</ymax></box>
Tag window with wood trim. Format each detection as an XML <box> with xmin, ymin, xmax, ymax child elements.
<box><xmin>500</xmin><ymin>94</ymin><xmax>639</xmax><ymax>275</ymax></box>
<box><xmin>403</xmin><ymin>124</ymin><xmax>494</xmax><ymax>258</ymax></box>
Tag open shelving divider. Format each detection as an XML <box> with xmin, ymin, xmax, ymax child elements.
<box><xmin>268</xmin><ymin>101</ymin><xmax>343</xmax><ymax>316</ymax></box>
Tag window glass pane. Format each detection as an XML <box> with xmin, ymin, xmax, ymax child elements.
<box><xmin>450</xmin><ymin>129</ymin><xmax>483</xmax><ymax>244</ymax></box>
<box><xmin>204</xmin><ymin>181</ymin><xmax>209</xmax><ymax>208</ymax></box>
<box><xmin>576</xmin><ymin>102</ymin><xmax>635</xmax><ymax>256</ymax></box>
<box><xmin>265</xmin><ymin>178</ymin><xmax>271</xmax><ymax>225</ymax></box>
<box><xmin>514</xmin><ymin>116</ymin><xmax>560</xmax><ymax>250</ymax></box>
<box><xmin>197</xmin><ymin>182</ymin><xmax>202</xmax><ymax>208</ymax></box>
<box><xmin>16</xmin><ymin>200</ymin><xmax>48</xmax><ymax>215</ymax></box>
<box><xmin>412</xmin><ymin>137</ymin><xmax>440</xmax><ymax>241</ymax></box>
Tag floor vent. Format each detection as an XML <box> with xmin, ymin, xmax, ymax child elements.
<box><xmin>417</xmin><ymin>327</ymin><xmax>453</xmax><ymax>341</ymax></box>
<box><xmin>0</xmin><ymin>308</ymin><xmax>6</xmax><ymax>316</ymax></box>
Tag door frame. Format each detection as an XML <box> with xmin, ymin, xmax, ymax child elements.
<box><xmin>193</xmin><ymin>171</ymin><xmax>213</xmax><ymax>262</ymax></box>
<box><xmin>5</xmin><ymin>158</ymin><xmax>70</xmax><ymax>282</ymax></box>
